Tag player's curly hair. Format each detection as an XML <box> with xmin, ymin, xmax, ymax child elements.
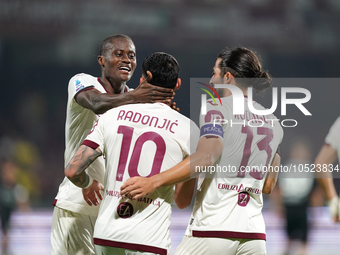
<box><xmin>142</xmin><ymin>52</ymin><xmax>179</xmax><ymax>89</ymax></box>
<box><xmin>218</xmin><ymin>47</ymin><xmax>272</xmax><ymax>94</ymax></box>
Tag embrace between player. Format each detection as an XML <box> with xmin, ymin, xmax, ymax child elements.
<box><xmin>121</xmin><ymin>47</ymin><xmax>283</xmax><ymax>255</ymax></box>
<box><xmin>65</xmin><ymin>51</ymin><xmax>199</xmax><ymax>254</ymax></box>
<box><xmin>119</xmin><ymin>47</ymin><xmax>340</xmax><ymax>254</ymax></box>
<box><xmin>64</xmin><ymin>45</ymin><xmax>283</xmax><ymax>255</ymax></box>
<box><xmin>57</xmin><ymin>35</ymin><xmax>339</xmax><ymax>255</ymax></box>
<box><xmin>51</xmin><ymin>34</ymin><xmax>175</xmax><ymax>255</ymax></box>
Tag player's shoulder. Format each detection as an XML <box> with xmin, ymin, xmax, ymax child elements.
<box><xmin>331</xmin><ymin>116</ymin><xmax>340</xmax><ymax>128</ymax></box>
<box><xmin>68</xmin><ymin>73</ymin><xmax>100</xmax><ymax>94</ymax></box>
<box><xmin>203</xmin><ymin>97</ymin><xmax>231</xmax><ymax>122</ymax></box>
<box><xmin>269</xmin><ymin>113</ymin><xmax>284</xmax><ymax>142</ymax></box>
<box><xmin>275</xmin><ymin>120</ymin><xmax>284</xmax><ymax>141</ymax></box>
<box><xmin>249</xmin><ymin>99</ymin><xmax>267</xmax><ymax>111</ymax></box>
<box><xmin>250</xmin><ymin>100</ymin><xmax>284</xmax><ymax>138</ymax></box>
<box><xmin>151</xmin><ymin>103</ymin><xmax>197</xmax><ymax>129</ymax></box>
<box><xmin>68</xmin><ymin>73</ymin><xmax>96</xmax><ymax>86</ymax></box>
<box><xmin>221</xmin><ymin>95</ymin><xmax>233</xmax><ymax>104</ymax></box>
<box><xmin>69</xmin><ymin>73</ymin><xmax>95</xmax><ymax>82</ymax></box>
<box><xmin>171</xmin><ymin>109</ymin><xmax>200</xmax><ymax>136</ymax></box>
<box><xmin>326</xmin><ymin>116</ymin><xmax>340</xmax><ymax>137</ymax></box>
<box><xmin>251</xmin><ymin>99</ymin><xmax>281</xmax><ymax>122</ymax></box>
<box><xmin>162</xmin><ymin>107</ymin><xmax>199</xmax><ymax>140</ymax></box>
<box><xmin>165</xmin><ymin>104</ymin><xmax>192</xmax><ymax>121</ymax></box>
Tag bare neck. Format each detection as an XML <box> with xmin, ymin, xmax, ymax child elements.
<box><xmin>99</xmin><ymin>76</ymin><xmax>127</xmax><ymax>94</ymax></box>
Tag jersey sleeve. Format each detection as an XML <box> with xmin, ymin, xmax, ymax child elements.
<box><xmin>68</xmin><ymin>73</ymin><xmax>96</xmax><ymax>101</ymax></box>
<box><xmin>325</xmin><ymin>116</ymin><xmax>340</xmax><ymax>151</ymax></box>
<box><xmin>82</xmin><ymin>115</ymin><xmax>105</xmax><ymax>152</ymax></box>
<box><xmin>199</xmin><ymin>101</ymin><xmax>227</xmax><ymax>139</ymax></box>
<box><xmin>189</xmin><ymin>121</ymin><xmax>200</xmax><ymax>156</ymax></box>
<box><xmin>176</xmin><ymin>119</ymin><xmax>200</xmax><ymax>159</ymax></box>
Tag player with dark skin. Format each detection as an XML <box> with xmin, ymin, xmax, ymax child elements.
<box><xmin>52</xmin><ymin>35</ymin><xmax>178</xmax><ymax>255</ymax></box>
<box><xmin>75</xmin><ymin>35</ymin><xmax>176</xmax><ymax>207</ymax></box>
<box><xmin>76</xmin><ymin>36</ymin><xmax>175</xmax><ymax>114</ymax></box>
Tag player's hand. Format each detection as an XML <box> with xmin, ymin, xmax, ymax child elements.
<box><xmin>120</xmin><ymin>177</ymin><xmax>156</xmax><ymax>200</ymax></box>
<box><xmin>170</xmin><ymin>102</ymin><xmax>180</xmax><ymax>112</ymax></box>
<box><xmin>82</xmin><ymin>180</ymin><xmax>104</xmax><ymax>206</ymax></box>
<box><xmin>328</xmin><ymin>196</ymin><xmax>340</xmax><ymax>222</ymax></box>
<box><xmin>132</xmin><ymin>71</ymin><xmax>175</xmax><ymax>104</ymax></box>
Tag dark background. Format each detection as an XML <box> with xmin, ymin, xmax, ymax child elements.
<box><xmin>1</xmin><ymin>0</ymin><xmax>340</xmax><ymax>207</ymax></box>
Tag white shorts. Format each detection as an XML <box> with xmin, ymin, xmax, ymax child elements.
<box><xmin>51</xmin><ymin>206</ymin><xmax>97</xmax><ymax>255</ymax></box>
<box><xmin>175</xmin><ymin>235</ymin><xmax>266</xmax><ymax>255</ymax></box>
<box><xmin>95</xmin><ymin>245</ymin><xmax>159</xmax><ymax>255</ymax></box>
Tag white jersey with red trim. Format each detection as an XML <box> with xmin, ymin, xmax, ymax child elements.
<box><xmin>186</xmin><ymin>95</ymin><xmax>283</xmax><ymax>240</ymax></box>
<box><xmin>54</xmin><ymin>73</ymin><xmax>131</xmax><ymax>216</ymax></box>
<box><xmin>325</xmin><ymin>116</ymin><xmax>340</xmax><ymax>160</ymax></box>
<box><xmin>84</xmin><ymin>103</ymin><xmax>199</xmax><ymax>255</ymax></box>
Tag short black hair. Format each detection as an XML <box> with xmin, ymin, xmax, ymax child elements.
<box><xmin>99</xmin><ymin>34</ymin><xmax>133</xmax><ymax>56</ymax></box>
<box><xmin>142</xmin><ymin>52</ymin><xmax>179</xmax><ymax>89</ymax></box>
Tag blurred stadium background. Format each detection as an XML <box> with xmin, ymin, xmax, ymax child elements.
<box><xmin>0</xmin><ymin>0</ymin><xmax>340</xmax><ymax>254</ymax></box>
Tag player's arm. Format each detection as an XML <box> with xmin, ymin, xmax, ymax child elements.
<box><xmin>314</xmin><ymin>144</ymin><xmax>337</xmax><ymax>200</ymax></box>
<box><xmin>64</xmin><ymin>145</ymin><xmax>104</xmax><ymax>206</ymax></box>
<box><xmin>314</xmin><ymin>144</ymin><xmax>339</xmax><ymax>222</ymax></box>
<box><xmin>65</xmin><ymin>145</ymin><xmax>102</xmax><ymax>187</ymax></box>
<box><xmin>262</xmin><ymin>153</ymin><xmax>280</xmax><ymax>194</ymax></box>
<box><xmin>120</xmin><ymin>136</ymin><xmax>224</xmax><ymax>200</ymax></box>
<box><xmin>76</xmin><ymin>82</ymin><xmax>174</xmax><ymax>114</ymax></box>
<box><xmin>174</xmin><ymin>178</ymin><xmax>197</xmax><ymax>209</ymax></box>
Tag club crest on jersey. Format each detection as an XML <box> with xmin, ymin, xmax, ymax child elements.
<box><xmin>75</xmin><ymin>79</ymin><xmax>85</xmax><ymax>92</ymax></box>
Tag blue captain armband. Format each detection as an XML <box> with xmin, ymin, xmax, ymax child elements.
<box><xmin>200</xmin><ymin>124</ymin><xmax>223</xmax><ymax>138</ymax></box>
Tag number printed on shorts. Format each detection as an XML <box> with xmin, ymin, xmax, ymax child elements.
<box><xmin>116</xmin><ymin>125</ymin><xmax>166</xmax><ymax>181</ymax></box>
<box><xmin>237</xmin><ymin>126</ymin><xmax>273</xmax><ymax>179</ymax></box>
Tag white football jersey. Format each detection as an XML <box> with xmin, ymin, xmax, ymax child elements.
<box><xmin>54</xmin><ymin>73</ymin><xmax>131</xmax><ymax>216</ymax></box>
<box><xmin>325</xmin><ymin>116</ymin><xmax>340</xmax><ymax>160</ymax></box>
<box><xmin>186</xmin><ymin>95</ymin><xmax>283</xmax><ymax>240</ymax></box>
<box><xmin>83</xmin><ymin>103</ymin><xmax>199</xmax><ymax>255</ymax></box>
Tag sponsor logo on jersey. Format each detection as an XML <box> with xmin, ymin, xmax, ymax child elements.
<box><xmin>238</xmin><ymin>192</ymin><xmax>250</xmax><ymax>207</ymax></box>
<box><xmin>117</xmin><ymin>202</ymin><xmax>134</xmax><ymax>218</ymax></box>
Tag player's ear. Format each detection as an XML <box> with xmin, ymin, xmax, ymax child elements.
<box><xmin>174</xmin><ymin>78</ymin><xmax>181</xmax><ymax>90</ymax></box>
<box><xmin>224</xmin><ymin>72</ymin><xmax>234</xmax><ymax>84</ymax></box>
<box><xmin>140</xmin><ymin>71</ymin><xmax>153</xmax><ymax>85</ymax></box>
<box><xmin>98</xmin><ymin>55</ymin><xmax>105</xmax><ymax>67</ymax></box>
<box><xmin>146</xmin><ymin>71</ymin><xmax>153</xmax><ymax>82</ymax></box>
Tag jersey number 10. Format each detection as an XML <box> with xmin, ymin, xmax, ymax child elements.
<box><xmin>115</xmin><ymin>125</ymin><xmax>166</xmax><ymax>181</ymax></box>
